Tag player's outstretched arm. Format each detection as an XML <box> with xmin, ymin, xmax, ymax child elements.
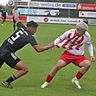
<box><xmin>33</xmin><ymin>42</ymin><xmax>54</xmax><ymax>52</ymax></box>
<box><xmin>12</xmin><ymin>6</ymin><xmax>20</xmax><ymax>23</ymax></box>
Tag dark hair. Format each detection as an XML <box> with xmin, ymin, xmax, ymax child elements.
<box><xmin>26</xmin><ymin>21</ymin><xmax>38</xmax><ymax>28</ymax></box>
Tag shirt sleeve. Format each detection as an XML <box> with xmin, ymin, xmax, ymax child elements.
<box><xmin>88</xmin><ymin>43</ymin><xmax>94</xmax><ymax>56</ymax></box>
<box><xmin>85</xmin><ymin>32</ymin><xmax>92</xmax><ymax>44</ymax></box>
<box><xmin>17</xmin><ymin>22</ymin><xmax>26</xmax><ymax>29</ymax></box>
<box><xmin>54</xmin><ymin>30</ymin><xmax>69</xmax><ymax>45</ymax></box>
<box><xmin>85</xmin><ymin>32</ymin><xmax>94</xmax><ymax>56</ymax></box>
<box><xmin>29</xmin><ymin>35</ymin><xmax>37</xmax><ymax>46</ymax></box>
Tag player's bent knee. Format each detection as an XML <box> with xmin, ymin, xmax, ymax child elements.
<box><xmin>84</xmin><ymin>61</ymin><xmax>91</xmax><ymax>68</ymax></box>
<box><xmin>87</xmin><ymin>63</ymin><xmax>91</xmax><ymax>68</ymax></box>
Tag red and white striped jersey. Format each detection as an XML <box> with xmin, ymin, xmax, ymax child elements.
<box><xmin>54</xmin><ymin>29</ymin><xmax>93</xmax><ymax>55</ymax></box>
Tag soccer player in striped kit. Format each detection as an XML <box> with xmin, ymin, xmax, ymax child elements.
<box><xmin>41</xmin><ymin>22</ymin><xmax>95</xmax><ymax>89</ymax></box>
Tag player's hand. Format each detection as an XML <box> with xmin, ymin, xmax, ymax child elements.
<box><xmin>90</xmin><ymin>56</ymin><xmax>96</xmax><ymax>62</ymax></box>
<box><xmin>48</xmin><ymin>42</ymin><xmax>54</xmax><ymax>49</ymax></box>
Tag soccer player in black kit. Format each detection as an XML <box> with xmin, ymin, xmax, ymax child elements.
<box><xmin>1</xmin><ymin>9</ymin><xmax>7</xmax><ymax>25</ymax></box>
<box><xmin>13</xmin><ymin>16</ymin><xmax>16</xmax><ymax>31</ymax></box>
<box><xmin>0</xmin><ymin>6</ymin><xmax>53</xmax><ymax>88</ymax></box>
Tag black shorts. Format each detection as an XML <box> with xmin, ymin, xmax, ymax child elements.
<box><xmin>0</xmin><ymin>47</ymin><xmax>21</xmax><ymax>68</ymax></box>
<box><xmin>2</xmin><ymin>16</ymin><xmax>6</xmax><ymax>20</ymax></box>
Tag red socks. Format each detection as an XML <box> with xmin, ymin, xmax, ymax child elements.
<box><xmin>45</xmin><ymin>72</ymin><xmax>83</xmax><ymax>82</ymax></box>
<box><xmin>76</xmin><ymin>71</ymin><xmax>83</xmax><ymax>80</ymax></box>
<box><xmin>46</xmin><ymin>74</ymin><xmax>53</xmax><ymax>82</ymax></box>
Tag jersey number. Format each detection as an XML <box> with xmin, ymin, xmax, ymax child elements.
<box><xmin>11</xmin><ymin>31</ymin><xmax>24</xmax><ymax>41</ymax></box>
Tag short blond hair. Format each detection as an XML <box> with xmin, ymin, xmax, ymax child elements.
<box><xmin>76</xmin><ymin>22</ymin><xmax>88</xmax><ymax>31</ymax></box>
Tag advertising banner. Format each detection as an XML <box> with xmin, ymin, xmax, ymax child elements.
<box><xmin>0</xmin><ymin>15</ymin><xmax>27</xmax><ymax>22</ymax></box>
<box><xmin>88</xmin><ymin>19</ymin><xmax>96</xmax><ymax>25</ymax></box>
<box><xmin>28</xmin><ymin>1</ymin><xmax>76</xmax><ymax>9</ymax></box>
<box><xmin>77</xmin><ymin>4</ymin><xmax>96</xmax><ymax>10</ymax></box>
<box><xmin>79</xmin><ymin>11</ymin><xmax>96</xmax><ymax>18</ymax></box>
<box><xmin>17</xmin><ymin>8</ymin><xmax>59</xmax><ymax>16</ymax></box>
<box><xmin>27</xmin><ymin>16</ymin><xmax>83</xmax><ymax>24</ymax></box>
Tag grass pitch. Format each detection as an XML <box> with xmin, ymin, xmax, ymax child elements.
<box><xmin>0</xmin><ymin>22</ymin><xmax>96</xmax><ymax>96</ymax></box>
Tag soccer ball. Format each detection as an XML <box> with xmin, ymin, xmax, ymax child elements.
<box><xmin>8</xmin><ymin>0</ymin><xmax>15</xmax><ymax>6</ymax></box>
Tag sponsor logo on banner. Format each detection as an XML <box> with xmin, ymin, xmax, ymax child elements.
<box><xmin>41</xmin><ymin>2</ymin><xmax>55</xmax><ymax>8</ymax></box>
<box><xmin>79</xmin><ymin>11</ymin><xmax>96</xmax><ymax>18</ymax></box>
<box><xmin>44</xmin><ymin>18</ymin><xmax>48</xmax><ymax>22</ymax></box>
<box><xmin>29</xmin><ymin>2</ymin><xmax>40</xmax><ymax>7</ymax></box>
<box><xmin>77</xmin><ymin>4</ymin><xmax>96</xmax><ymax>10</ymax></box>
<box><xmin>8</xmin><ymin>0</ymin><xmax>15</xmax><ymax>6</ymax></box>
<box><xmin>15</xmin><ymin>1</ymin><xmax>28</xmax><ymax>6</ymax></box>
<box><xmin>62</xmin><ymin>3</ymin><xmax>76</xmax><ymax>9</ymax></box>
<box><xmin>55</xmin><ymin>3</ymin><xmax>61</xmax><ymax>7</ymax></box>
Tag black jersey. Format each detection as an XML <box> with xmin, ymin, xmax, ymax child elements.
<box><xmin>1</xmin><ymin>10</ymin><xmax>6</xmax><ymax>17</ymax></box>
<box><xmin>1</xmin><ymin>22</ymin><xmax>37</xmax><ymax>53</ymax></box>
